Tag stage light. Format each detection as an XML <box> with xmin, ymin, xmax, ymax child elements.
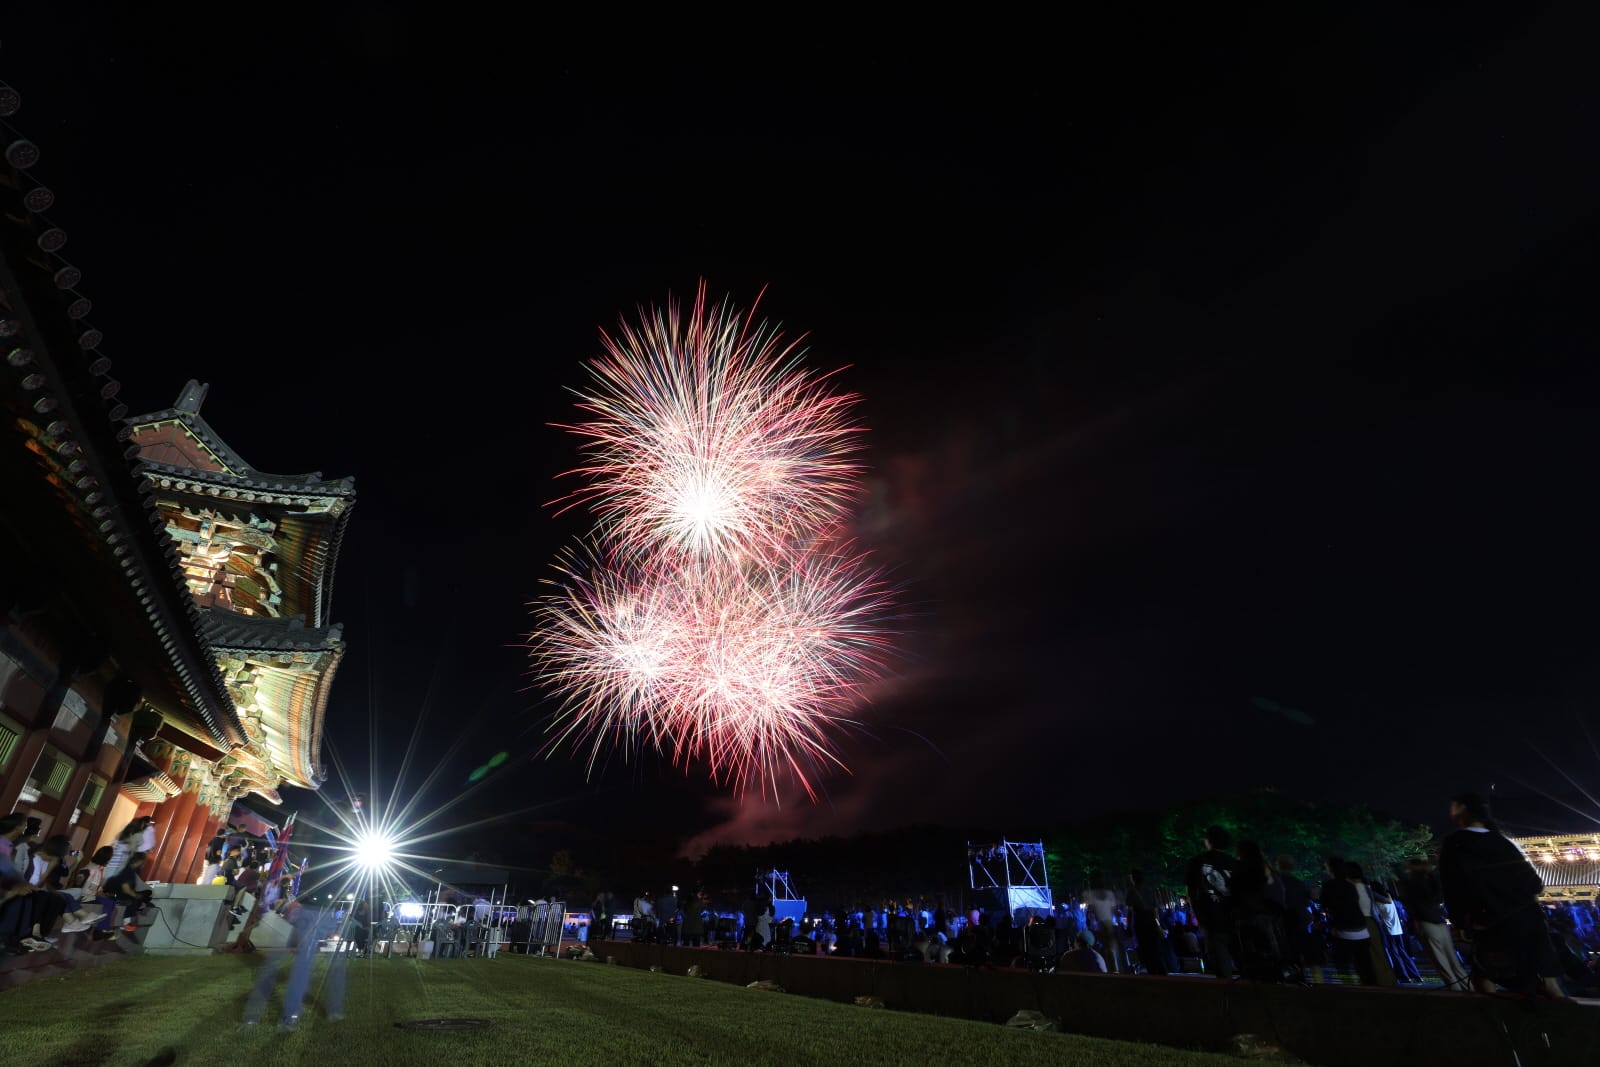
<box><xmin>397</xmin><ymin>902</ymin><xmax>425</xmax><ymax>920</ymax></box>
<box><xmin>354</xmin><ymin>831</ymin><xmax>395</xmax><ymax>872</ymax></box>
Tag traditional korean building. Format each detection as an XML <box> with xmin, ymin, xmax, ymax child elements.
<box><xmin>1511</xmin><ymin>834</ymin><xmax>1600</xmax><ymax>904</ymax></box>
<box><xmin>0</xmin><ymin>83</ymin><xmax>354</xmax><ymax>885</ymax></box>
<box><xmin>124</xmin><ymin>384</ymin><xmax>354</xmax><ymax>872</ymax></box>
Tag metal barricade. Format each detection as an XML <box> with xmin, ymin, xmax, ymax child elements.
<box><xmin>526</xmin><ymin>900</ymin><xmax>566</xmax><ymax>955</ymax></box>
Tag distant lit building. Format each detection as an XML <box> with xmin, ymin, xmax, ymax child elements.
<box><xmin>1511</xmin><ymin>834</ymin><xmax>1600</xmax><ymax>902</ymax></box>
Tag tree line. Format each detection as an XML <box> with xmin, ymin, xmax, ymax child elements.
<box><xmin>528</xmin><ymin>789</ymin><xmax>1434</xmax><ymax>905</ymax></box>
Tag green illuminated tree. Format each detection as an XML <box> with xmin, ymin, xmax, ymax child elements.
<box><xmin>1045</xmin><ymin>790</ymin><xmax>1433</xmax><ymax>894</ymax></box>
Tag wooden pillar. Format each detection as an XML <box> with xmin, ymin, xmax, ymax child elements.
<box><xmin>55</xmin><ymin>760</ymin><xmax>99</xmax><ymax>840</ymax></box>
<box><xmin>0</xmin><ymin>726</ymin><xmax>52</xmax><ymax>814</ymax></box>
<box><xmin>146</xmin><ymin>790</ymin><xmax>187</xmax><ymax>875</ymax></box>
<box><xmin>154</xmin><ymin>789</ymin><xmax>201</xmax><ymax>882</ymax></box>
<box><xmin>79</xmin><ymin>749</ymin><xmax>137</xmax><ymax>861</ymax></box>
<box><xmin>181</xmin><ymin>810</ymin><xmax>224</xmax><ymax>885</ymax></box>
<box><xmin>79</xmin><ymin>799</ymin><xmax>115</xmax><ymax>861</ymax></box>
<box><xmin>159</xmin><ymin>790</ymin><xmax>206</xmax><ymax>884</ymax></box>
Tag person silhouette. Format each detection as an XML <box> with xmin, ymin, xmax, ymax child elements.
<box><xmin>242</xmin><ymin>898</ymin><xmax>350</xmax><ymax>1030</ymax></box>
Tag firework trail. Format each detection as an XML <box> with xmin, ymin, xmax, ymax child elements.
<box><xmin>532</xmin><ymin>285</ymin><xmax>892</xmax><ymax>798</ymax></box>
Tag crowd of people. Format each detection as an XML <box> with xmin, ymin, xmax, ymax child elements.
<box><xmin>1164</xmin><ymin>793</ymin><xmax>1597</xmax><ymax>998</ymax></box>
<box><xmin>1</xmin><ymin>812</ymin><xmax>152</xmax><ymax>953</ymax></box>
<box><xmin>584</xmin><ymin>793</ymin><xmax>1597</xmax><ymax>1001</ymax></box>
<box><xmin>7</xmin><ymin>791</ymin><xmax>1598</xmax><ymax>1005</ymax></box>
<box><xmin>0</xmin><ymin>813</ymin><xmax>300</xmax><ymax>957</ymax></box>
<box><xmin>196</xmin><ymin>834</ymin><xmax>298</xmax><ymax>918</ymax></box>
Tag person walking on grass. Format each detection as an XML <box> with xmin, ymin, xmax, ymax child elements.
<box><xmin>242</xmin><ymin>897</ymin><xmax>349</xmax><ymax>1031</ymax></box>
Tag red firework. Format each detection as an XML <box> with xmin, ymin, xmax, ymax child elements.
<box><xmin>533</xmin><ymin>285</ymin><xmax>893</xmax><ymax>798</ymax></box>
<box><xmin>553</xmin><ymin>284</ymin><xmax>864</xmax><ymax>563</ymax></box>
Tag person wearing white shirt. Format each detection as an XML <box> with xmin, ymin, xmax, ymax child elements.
<box><xmin>106</xmin><ymin>817</ymin><xmax>152</xmax><ymax>877</ymax></box>
<box><xmin>1082</xmin><ymin>872</ymin><xmax>1125</xmax><ymax>973</ymax></box>
<box><xmin>1372</xmin><ymin>883</ymin><xmax>1422</xmax><ymax>983</ymax></box>
<box><xmin>754</xmin><ymin>903</ymin><xmax>773</xmax><ymax>948</ymax></box>
<box><xmin>13</xmin><ymin>817</ymin><xmax>40</xmax><ymax>880</ymax></box>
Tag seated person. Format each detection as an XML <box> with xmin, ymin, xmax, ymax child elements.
<box><xmin>75</xmin><ymin>846</ymin><xmax>121</xmax><ymax>939</ymax></box>
<box><xmin>270</xmin><ymin>878</ymin><xmax>296</xmax><ymax>914</ymax></box>
<box><xmin>19</xmin><ymin>834</ymin><xmax>100</xmax><ymax>940</ymax></box>
<box><xmin>219</xmin><ymin>846</ymin><xmax>243</xmax><ymax>887</ymax></box>
<box><xmin>1059</xmin><ymin>929</ymin><xmax>1108</xmax><ymax>973</ymax></box>
<box><xmin>236</xmin><ymin>859</ymin><xmax>263</xmax><ymax>898</ymax></box>
<box><xmin>105</xmin><ymin>851</ymin><xmax>155</xmax><ymax>933</ymax></box>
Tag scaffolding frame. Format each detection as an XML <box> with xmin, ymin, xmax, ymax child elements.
<box><xmin>756</xmin><ymin>869</ymin><xmax>807</xmax><ymax>925</ymax></box>
<box><xmin>967</xmin><ymin>840</ymin><xmax>1052</xmax><ymax>916</ymax></box>
<box><xmin>757</xmin><ymin>869</ymin><xmax>801</xmax><ymax>900</ymax></box>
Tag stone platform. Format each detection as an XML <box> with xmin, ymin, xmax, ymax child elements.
<box><xmin>0</xmin><ymin>926</ymin><xmax>137</xmax><ymax>992</ymax></box>
<box><xmin>135</xmin><ymin>883</ymin><xmax>295</xmax><ymax>954</ymax></box>
<box><xmin>136</xmin><ymin>882</ymin><xmax>238</xmax><ymax>956</ymax></box>
<box><xmin>600</xmin><ymin>941</ymin><xmax>1599</xmax><ymax>1067</ymax></box>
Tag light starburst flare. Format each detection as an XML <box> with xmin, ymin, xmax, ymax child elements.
<box><xmin>532</xmin><ymin>285</ymin><xmax>895</xmax><ymax>798</ymax></box>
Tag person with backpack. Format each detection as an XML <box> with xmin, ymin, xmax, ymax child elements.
<box><xmin>1184</xmin><ymin>826</ymin><xmax>1238</xmax><ymax>979</ymax></box>
<box><xmin>1320</xmin><ymin>856</ymin><xmax>1377</xmax><ymax>984</ymax></box>
<box><xmin>1230</xmin><ymin>840</ymin><xmax>1291</xmax><ymax>981</ymax></box>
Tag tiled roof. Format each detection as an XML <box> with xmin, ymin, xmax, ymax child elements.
<box><xmin>0</xmin><ymin>106</ymin><xmax>244</xmax><ymax>750</ymax></box>
<box><xmin>128</xmin><ymin>388</ymin><xmax>356</xmax><ymax>627</ymax></box>
<box><xmin>127</xmin><ymin>389</ymin><xmax>355</xmax><ymax>498</ymax></box>
<box><xmin>201</xmin><ymin>608</ymin><xmax>344</xmax><ymax>652</ymax></box>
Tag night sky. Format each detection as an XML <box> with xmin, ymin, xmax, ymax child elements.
<box><xmin>6</xmin><ymin>9</ymin><xmax>1598</xmax><ymax>871</ymax></box>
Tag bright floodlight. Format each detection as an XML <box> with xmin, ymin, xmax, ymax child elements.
<box><xmin>353</xmin><ymin>832</ymin><xmax>395</xmax><ymax>872</ymax></box>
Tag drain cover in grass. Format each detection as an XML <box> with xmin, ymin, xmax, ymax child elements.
<box><xmin>395</xmin><ymin>1018</ymin><xmax>494</xmax><ymax>1031</ymax></box>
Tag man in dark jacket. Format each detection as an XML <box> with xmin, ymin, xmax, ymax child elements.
<box><xmin>1275</xmin><ymin>856</ymin><xmax>1319</xmax><ymax>976</ymax></box>
<box><xmin>1439</xmin><ymin>792</ymin><xmax>1564</xmax><ymax>997</ymax></box>
<box><xmin>1183</xmin><ymin>826</ymin><xmax>1237</xmax><ymax>979</ymax></box>
<box><xmin>658</xmin><ymin>886</ymin><xmax>680</xmax><ymax>946</ymax></box>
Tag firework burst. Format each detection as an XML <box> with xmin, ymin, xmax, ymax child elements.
<box><xmin>535</xmin><ymin>545</ymin><xmax>892</xmax><ymax>796</ymax></box>
<box><xmin>554</xmin><ymin>286</ymin><xmax>863</xmax><ymax>562</ymax></box>
<box><xmin>532</xmin><ymin>285</ymin><xmax>893</xmax><ymax>799</ymax></box>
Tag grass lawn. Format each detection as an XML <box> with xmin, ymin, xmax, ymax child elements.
<box><xmin>3</xmin><ymin>953</ymin><xmax>1243</xmax><ymax>1066</ymax></box>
